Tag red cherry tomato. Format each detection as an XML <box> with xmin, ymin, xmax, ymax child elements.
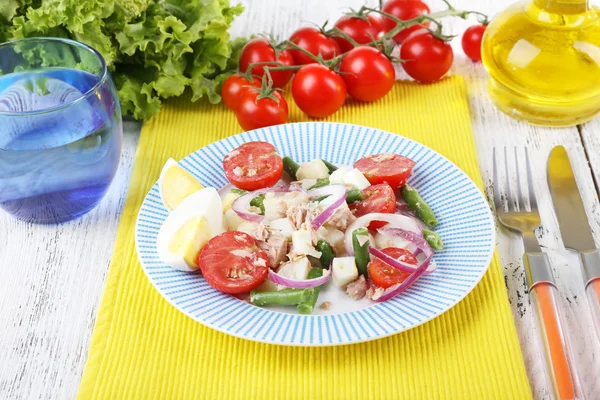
<box><xmin>368</xmin><ymin>247</ymin><xmax>417</xmax><ymax>289</ymax></box>
<box><xmin>354</xmin><ymin>153</ymin><xmax>415</xmax><ymax>189</ymax></box>
<box><xmin>197</xmin><ymin>231</ymin><xmax>269</xmax><ymax>294</ymax></box>
<box><xmin>333</xmin><ymin>14</ymin><xmax>385</xmax><ymax>53</ymax></box>
<box><xmin>289</xmin><ymin>27</ymin><xmax>341</xmax><ymax>65</ymax></box>
<box><xmin>235</xmin><ymin>89</ymin><xmax>288</xmax><ymax>132</ymax></box>
<box><xmin>462</xmin><ymin>24</ymin><xmax>487</xmax><ymax>62</ymax></box>
<box><xmin>339</xmin><ymin>46</ymin><xmax>395</xmax><ymax>102</ymax></box>
<box><xmin>291</xmin><ymin>64</ymin><xmax>347</xmax><ymax>118</ymax></box>
<box><xmin>349</xmin><ymin>183</ymin><xmax>397</xmax><ymax>230</ymax></box>
<box><xmin>400</xmin><ymin>30</ymin><xmax>454</xmax><ymax>83</ymax></box>
<box><xmin>382</xmin><ymin>0</ymin><xmax>431</xmax><ymax>44</ymax></box>
<box><xmin>223</xmin><ymin>141</ymin><xmax>284</xmax><ymax>190</ymax></box>
<box><xmin>221</xmin><ymin>74</ymin><xmax>261</xmax><ymax>111</ymax></box>
<box><xmin>239</xmin><ymin>38</ymin><xmax>295</xmax><ymax>88</ymax></box>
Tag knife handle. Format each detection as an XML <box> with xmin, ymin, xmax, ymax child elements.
<box><xmin>524</xmin><ymin>252</ymin><xmax>581</xmax><ymax>400</ymax></box>
<box><xmin>580</xmin><ymin>250</ymin><xmax>600</xmax><ymax>342</ymax></box>
<box><xmin>586</xmin><ymin>278</ymin><xmax>600</xmax><ymax>342</ymax></box>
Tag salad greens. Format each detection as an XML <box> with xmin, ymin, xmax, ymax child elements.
<box><xmin>0</xmin><ymin>0</ymin><xmax>245</xmax><ymax>120</ymax></box>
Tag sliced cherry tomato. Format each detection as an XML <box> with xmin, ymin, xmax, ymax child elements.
<box><xmin>197</xmin><ymin>231</ymin><xmax>269</xmax><ymax>294</ymax></box>
<box><xmin>462</xmin><ymin>24</ymin><xmax>487</xmax><ymax>62</ymax></box>
<box><xmin>354</xmin><ymin>153</ymin><xmax>415</xmax><ymax>189</ymax></box>
<box><xmin>235</xmin><ymin>89</ymin><xmax>288</xmax><ymax>132</ymax></box>
<box><xmin>333</xmin><ymin>14</ymin><xmax>385</xmax><ymax>53</ymax></box>
<box><xmin>289</xmin><ymin>27</ymin><xmax>341</xmax><ymax>65</ymax></box>
<box><xmin>223</xmin><ymin>141</ymin><xmax>284</xmax><ymax>190</ymax></box>
<box><xmin>239</xmin><ymin>38</ymin><xmax>295</xmax><ymax>88</ymax></box>
<box><xmin>349</xmin><ymin>183</ymin><xmax>396</xmax><ymax>230</ymax></box>
<box><xmin>382</xmin><ymin>0</ymin><xmax>431</xmax><ymax>44</ymax></box>
<box><xmin>339</xmin><ymin>46</ymin><xmax>395</xmax><ymax>102</ymax></box>
<box><xmin>291</xmin><ymin>64</ymin><xmax>347</xmax><ymax>118</ymax></box>
<box><xmin>221</xmin><ymin>74</ymin><xmax>261</xmax><ymax>111</ymax></box>
<box><xmin>400</xmin><ymin>30</ymin><xmax>454</xmax><ymax>83</ymax></box>
<box><xmin>369</xmin><ymin>247</ymin><xmax>417</xmax><ymax>289</ymax></box>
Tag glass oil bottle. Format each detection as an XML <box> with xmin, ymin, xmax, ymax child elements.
<box><xmin>482</xmin><ymin>0</ymin><xmax>600</xmax><ymax>126</ymax></box>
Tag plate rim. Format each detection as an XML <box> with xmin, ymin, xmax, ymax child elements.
<box><xmin>135</xmin><ymin>121</ymin><xmax>496</xmax><ymax>347</ymax></box>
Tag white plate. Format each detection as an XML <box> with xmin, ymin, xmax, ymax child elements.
<box><xmin>135</xmin><ymin>122</ymin><xmax>495</xmax><ymax>346</ymax></box>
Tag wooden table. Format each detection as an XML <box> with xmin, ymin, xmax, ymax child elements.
<box><xmin>1</xmin><ymin>0</ymin><xmax>599</xmax><ymax>398</ymax></box>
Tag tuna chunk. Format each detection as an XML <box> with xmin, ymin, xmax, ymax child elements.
<box><xmin>346</xmin><ymin>275</ymin><xmax>368</xmax><ymax>300</ymax></box>
<box><xmin>257</xmin><ymin>230</ymin><xmax>289</xmax><ymax>268</ymax></box>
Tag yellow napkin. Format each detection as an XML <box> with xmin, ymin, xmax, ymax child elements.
<box><xmin>78</xmin><ymin>77</ymin><xmax>531</xmax><ymax>399</ymax></box>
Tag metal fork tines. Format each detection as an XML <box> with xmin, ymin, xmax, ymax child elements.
<box><xmin>492</xmin><ymin>147</ymin><xmax>541</xmax><ymax>253</ymax></box>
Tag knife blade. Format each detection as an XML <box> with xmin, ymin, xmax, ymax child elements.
<box><xmin>547</xmin><ymin>146</ymin><xmax>596</xmax><ymax>253</ymax></box>
<box><xmin>548</xmin><ymin>145</ymin><xmax>600</xmax><ymax>342</ymax></box>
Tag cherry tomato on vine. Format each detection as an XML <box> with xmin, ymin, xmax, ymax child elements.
<box><xmin>235</xmin><ymin>89</ymin><xmax>288</xmax><ymax>131</ymax></box>
<box><xmin>289</xmin><ymin>27</ymin><xmax>341</xmax><ymax>65</ymax></box>
<box><xmin>221</xmin><ymin>74</ymin><xmax>261</xmax><ymax>111</ymax></box>
<box><xmin>400</xmin><ymin>30</ymin><xmax>454</xmax><ymax>83</ymax></box>
<box><xmin>291</xmin><ymin>64</ymin><xmax>347</xmax><ymax>118</ymax></box>
<box><xmin>339</xmin><ymin>46</ymin><xmax>395</xmax><ymax>102</ymax></box>
<box><xmin>462</xmin><ymin>24</ymin><xmax>487</xmax><ymax>62</ymax></box>
<box><xmin>333</xmin><ymin>14</ymin><xmax>385</xmax><ymax>53</ymax></box>
<box><xmin>382</xmin><ymin>0</ymin><xmax>431</xmax><ymax>44</ymax></box>
<box><xmin>239</xmin><ymin>38</ymin><xmax>295</xmax><ymax>88</ymax></box>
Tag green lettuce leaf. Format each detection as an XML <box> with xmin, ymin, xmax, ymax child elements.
<box><xmin>0</xmin><ymin>0</ymin><xmax>245</xmax><ymax>120</ymax></box>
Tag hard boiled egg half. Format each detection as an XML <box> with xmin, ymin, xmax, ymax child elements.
<box><xmin>159</xmin><ymin>158</ymin><xmax>204</xmax><ymax>211</ymax></box>
<box><xmin>157</xmin><ymin>187</ymin><xmax>224</xmax><ymax>271</ymax></box>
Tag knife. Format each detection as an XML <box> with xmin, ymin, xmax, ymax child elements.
<box><xmin>547</xmin><ymin>145</ymin><xmax>600</xmax><ymax>342</ymax></box>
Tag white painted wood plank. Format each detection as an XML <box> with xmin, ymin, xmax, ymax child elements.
<box><xmin>1</xmin><ymin>0</ymin><xmax>599</xmax><ymax>399</ymax></box>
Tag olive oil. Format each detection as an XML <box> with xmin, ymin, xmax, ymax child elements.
<box><xmin>482</xmin><ymin>0</ymin><xmax>600</xmax><ymax>126</ymax></box>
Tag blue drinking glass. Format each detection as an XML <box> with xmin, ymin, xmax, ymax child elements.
<box><xmin>0</xmin><ymin>38</ymin><xmax>122</xmax><ymax>224</ymax></box>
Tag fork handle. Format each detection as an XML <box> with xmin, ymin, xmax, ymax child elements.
<box><xmin>524</xmin><ymin>253</ymin><xmax>581</xmax><ymax>400</ymax></box>
<box><xmin>579</xmin><ymin>250</ymin><xmax>600</xmax><ymax>342</ymax></box>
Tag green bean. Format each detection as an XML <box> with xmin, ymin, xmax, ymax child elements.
<box><xmin>401</xmin><ymin>184</ymin><xmax>438</xmax><ymax>228</ymax></box>
<box><xmin>283</xmin><ymin>156</ymin><xmax>300</xmax><ymax>180</ymax></box>
<box><xmin>250</xmin><ymin>288</ymin><xmax>311</xmax><ymax>307</ymax></box>
<box><xmin>352</xmin><ymin>227</ymin><xmax>370</xmax><ymax>276</ymax></box>
<box><xmin>423</xmin><ymin>229</ymin><xmax>444</xmax><ymax>250</ymax></box>
<box><xmin>250</xmin><ymin>194</ymin><xmax>265</xmax><ymax>215</ymax></box>
<box><xmin>230</xmin><ymin>188</ymin><xmax>247</xmax><ymax>195</ymax></box>
<box><xmin>317</xmin><ymin>240</ymin><xmax>335</xmax><ymax>269</ymax></box>
<box><xmin>297</xmin><ymin>268</ymin><xmax>324</xmax><ymax>315</ymax></box>
<box><xmin>346</xmin><ymin>188</ymin><xmax>364</xmax><ymax>204</ymax></box>
<box><xmin>321</xmin><ymin>159</ymin><xmax>338</xmax><ymax>173</ymax></box>
<box><xmin>309</xmin><ymin>178</ymin><xmax>330</xmax><ymax>189</ymax></box>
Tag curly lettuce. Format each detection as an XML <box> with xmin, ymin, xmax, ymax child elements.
<box><xmin>0</xmin><ymin>0</ymin><xmax>244</xmax><ymax>120</ymax></box>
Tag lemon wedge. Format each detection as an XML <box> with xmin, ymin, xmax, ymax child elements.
<box><xmin>159</xmin><ymin>159</ymin><xmax>203</xmax><ymax>210</ymax></box>
<box><xmin>168</xmin><ymin>216</ymin><xmax>212</xmax><ymax>268</ymax></box>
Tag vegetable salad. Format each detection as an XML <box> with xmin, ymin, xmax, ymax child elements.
<box><xmin>156</xmin><ymin>141</ymin><xmax>443</xmax><ymax>314</ymax></box>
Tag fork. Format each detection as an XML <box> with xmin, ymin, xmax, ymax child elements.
<box><xmin>492</xmin><ymin>147</ymin><xmax>581</xmax><ymax>400</ymax></box>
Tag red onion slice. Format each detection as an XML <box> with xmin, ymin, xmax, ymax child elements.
<box><xmin>268</xmin><ymin>268</ymin><xmax>331</xmax><ymax>289</ymax></box>
<box><xmin>308</xmin><ymin>184</ymin><xmax>347</xmax><ymax>230</ymax></box>
<box><xmin>376</xmin><ymin>227</ymin><xmax>436</xmax><ymax>274</ymax></box>
<box><xmin>344</xmin><ymin>213</ymin><xmax>421</xmax><ymax>255</ymax></box>
<box><xmin>372</xmin><ymin>254</ymin><xmax>431</xmax><ymax>302</ymax></box>
<box><xmin>231</xmin><ymin>185</ymin><xmax>294</xmax><ymax>222</ymax></box>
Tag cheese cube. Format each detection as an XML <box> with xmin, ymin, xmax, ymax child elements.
<box><xmin>269</xmin><ymin>218</ymin><xmax>295</xmax><ymax>240</ymax></box>
<box><xmin>329</xmin><ymin>166</ymin><xmax>351</xmax><ymax>184</ymax></box>
<box><xmin>342</xmin><ymin>168</ymin><xmax>371</xmax><ymax>190</ymax></box>
<box><xmin>263</xmin><ymin>197</ymin><xmax>287</xmax><ymax>222</ymax></box>
<box><xmin>277</xmin><ymin>256</ymin><xmax>311</xmax><ymax>285</ymax></box>
<box><xmin>224</xmin><ymin>208</ymin><xmax>246</xmax><ymax>231</ymax></box>
<box><xmin>296</xmin><ymin>159</ymin><xmax>330</xmax><ymax>180</ymax></box>
<box><xmin>292</xmin><ymin>229</ymin><xmax>322</xmax><ymax>258</ymax></box>
<box><xmin>332</xmin><ymin>257</ymin><xmax>359</xmax><ymax>287</ymax></box>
